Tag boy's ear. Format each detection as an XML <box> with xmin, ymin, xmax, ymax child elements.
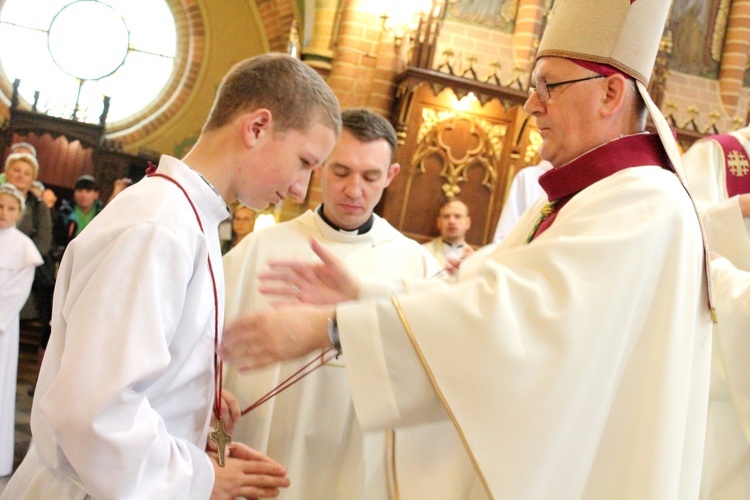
<box><xmin>243</xmin><ymin>108</ymin><xmax>273</xmax><ymax>146</ymax></box>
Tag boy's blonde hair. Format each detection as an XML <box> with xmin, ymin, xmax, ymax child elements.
<box><xmin>203</xmin><ymin>53</ymin><xmax>341</xmax><ymax>137</ymax></box>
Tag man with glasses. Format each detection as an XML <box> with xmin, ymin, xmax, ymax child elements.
<box><xmin>221</xmin><ymin>1</ymin><xmax>713</xmax><ymax>497</ymax></box>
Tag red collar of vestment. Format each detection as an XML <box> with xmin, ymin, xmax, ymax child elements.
<box><xmin>529</xmin><ymin>133</ymin><xmax>671</xmax><ymax>241</ymax></box>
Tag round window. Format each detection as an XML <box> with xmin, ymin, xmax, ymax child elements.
<box><xmin>0</xmin><ymin>0</ymin><xmax>177</xmax><ymax>125</ymax></box>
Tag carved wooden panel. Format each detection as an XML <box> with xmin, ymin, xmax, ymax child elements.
<box><xmin>7</xmin><ymin>131</ymin><xmax>94</xmax><ymax>189</ymax></box>
<box><xmin>380</xmin><ymin>67</ymin><xmax>541</xmax><ymax>247</ymax></box>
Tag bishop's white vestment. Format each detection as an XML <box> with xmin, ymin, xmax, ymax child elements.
<box><xmin>2</xmin><ymin>156</ymin><xmax>227</xmax><ymax>499</ymax></box>
<box><xmin>683</xmin><ymin>131</ymin><xmax>750</xmax><ymax>499</ymax></box>
<box><xmin>223</xmin><ymin>208</ymin><xmax>481</xmax><ymax>498</ymax></box>
<box><xmin>0</xmin><ymin>226</ymin><xmax>41</xmax><ymax>476</ymax></box>
<box><xmin>337</xmin><ymin>134</ymin><xmax>712</xmax><ymax>499</ymax></box>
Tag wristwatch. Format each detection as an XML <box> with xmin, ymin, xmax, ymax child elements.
<box><xmin>327</xmin><ymin>315</ymin><xmax>342</xmax><ymax>355</ymax></box>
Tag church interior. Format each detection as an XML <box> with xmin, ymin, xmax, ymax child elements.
<box><xmin>2</xmin><ymin>0</ymin><xmax>748</xmax><ymax>489</ymax></box>
<box><xmin>1</xmin><ymin>0</ymin><xmax>745</xmax><ymax>247</ymax></box>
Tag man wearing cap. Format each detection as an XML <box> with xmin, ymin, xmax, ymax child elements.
<box><xmin>682</xmin><ymin>127</ymin><xmax>750</xmax><ymax>498</ymax></box>
<box><xmin>220</xmin><ymin>1</ymin><xmax>713</xmax><ymax>498</ymax></box>
<box><xmin>54</xmin><ymin>174</ymin><xmax>103</xmax><ymax>250</ymax></box>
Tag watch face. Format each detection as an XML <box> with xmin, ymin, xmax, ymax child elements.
<box><xmin>327</xmin><ymin>317</ymin><xmax>341</xmax><ymax>353</ymax></box>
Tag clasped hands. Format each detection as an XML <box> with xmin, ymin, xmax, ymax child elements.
<box><xmin>206</xmin><ymin>390</ymin><xmax>290</xmax><ymax>499</ymax></box>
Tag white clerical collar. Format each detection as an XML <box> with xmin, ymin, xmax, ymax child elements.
<box><xmin>316</xmin><ymin>205</ymin><xmax>374</xmax><ymax>234</ymax></box>
<box><xmin>442</xmin><ymin>240</ymin><xmax>465</xmax><ymax>248</ymax></box>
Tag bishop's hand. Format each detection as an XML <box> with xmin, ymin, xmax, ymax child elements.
<box><xmin>221</xmin><ymin>305</ymin><xmax>334</xmax><ymax>371</ymax></box>
<box><xmin>258</xmin><ymin>238</ymin><xmax>360</xmax><ymax>305</ymax></box>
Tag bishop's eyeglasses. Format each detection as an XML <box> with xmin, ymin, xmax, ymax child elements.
<box><xmin>528</xmin><ymin>75</ymin><xmax>606</xmax><ymax>103</ymax></box>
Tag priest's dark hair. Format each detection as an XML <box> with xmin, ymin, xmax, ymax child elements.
<box><xmin>203</xmin><ymin>53</ymin><xmax>341</xmax><ymax>138</ymax></box>
<box><xmin>341</xmin><ymin>108</ymin><xmax>398</xmax><ymax>160</ymax></box>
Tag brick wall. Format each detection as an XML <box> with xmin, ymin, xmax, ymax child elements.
<box><xmin>434</xmin><ymin>21</ymin><xmax>516</xmax><ymax>84</ymax></box>
<box><xmin>664</xmin><ymin>71</ymin><xmax>750</xmax><ymax>133</ymax></box>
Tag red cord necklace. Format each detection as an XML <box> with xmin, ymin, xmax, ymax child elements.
<box><xmin>146</xmin><ymin>163</ymin><xmax>230</xmax><ymax>466</ymax></box>
<box><xmin>240</xmin><ymin>348</ymin><xmax>338</xmax><ymax>416</ymax></box>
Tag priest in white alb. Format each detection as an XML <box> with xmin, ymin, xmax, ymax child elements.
<box><xmin>222</xmin><ymin>2</ymin><xmax>714</xmax><ymax>498</ymax></box>
<box><xmin>223</xmin><ymin>108</ymin><xmax>481</xmax><ymax>499</ymax></box>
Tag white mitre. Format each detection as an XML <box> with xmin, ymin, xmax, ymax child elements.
<box><xmin>536</xmin><ymin>0</ymin><xmax>683</xmax><ymax>178</ymax></box>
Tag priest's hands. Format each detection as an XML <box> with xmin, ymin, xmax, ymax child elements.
<box><xmin>208</xmin><ymin>442</ymin><xmax>289</xmax><ymax>499</ymax></box>
<box><xmin>221</xmin><ymin>305</ymin><xmax>333</xmax><ymax>371</ymax></box>
<box><xmin>258</xmin><ymin>238</ymin><xmax>359</xmax><ymax>305</ymax></box>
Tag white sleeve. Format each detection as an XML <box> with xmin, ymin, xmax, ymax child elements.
<box><xmin>37</xmin><ymin>224</ymin><xmax>214</xmax><ymax>499</ymax></box>
<box><xmin>702</xmin><ymin>196</ymin><xmax>750</xmax><ymax>270</ymax></box>
<box><xmin>681</xmin><ymin>138</ymin><xmax>727</xmax><ymax>215</ymax></box>
<box><xmin>712</xmin><ymin>257</ymin><xmax>750</xmax><ymax>439</ymax></box>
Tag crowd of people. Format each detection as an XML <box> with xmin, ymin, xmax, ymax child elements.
<box><xmin>0</xmin><ymin>0</ymin><xmax>748</xmax><ymax>498</ymax></box>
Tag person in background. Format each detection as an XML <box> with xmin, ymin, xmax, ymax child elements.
<box><xmin>3</xmin><ymin>153</ymin><xmax>51</xmax><ymax>260</ymax></box>
<box><xmin>29</xmin><ymin>180</ymin><xmax>58</xmax><ymax>228</ymax></box>
<box><xmin>221</xmin><ymin>204</ymin><xmax>255</xmax><ymax>254</ymax></box>
<box><xmin>29</xmin><ymin>180</ymin><xmax>44</xmax><ymax>196</ymax></box>
<box><xmin>41</xmin><ymin>187</ymin><xmax>57</xmax><ymax>210</ymax></box>
<box><xmin>9</xmin><ymin>142</ymin><xmax>36</xmax><ymax>157</ymax></box>
<box><xmin>3</xmin><ymin>153</ymin><xmax>54</xmax><ymax>399</ymax></box>
<box><xmin>493</xmin><ymin>160</ymin><xmax>552</xmax><ymax>244</ymax></box>
<box><xmin>107</xmin><ymin>177</ymin><xmax>132</xmax><ymax>204</ymax></box>
<box><xmin>220</xmin><ymin>2</ymin><xmax>714</xmax><ymax>498</ymax></box>
<box><xmin>0</xmin><ymin>183</ymin><xmax>43</xmax><ymax>477</ymax></box>
<box><xmin>2</xmin><ymin>52</ymin><xmax>341</xmax><ymax>499</ymax></box>
<box><xmin>421</xmin><ymin>198</ymin><xmax>474</xmax><ymax>268</ymax></box>
<box><xmin>681</xmin><ymin>128</ymin><xmax>750</xmax><ymax>499</ymax></box>
<box><xmin>54</xmin><ymin>175</ymin><xmax>104</xmax><ymax>250</ymax></box>
<box><xmin>0</xmin><ymin>142</ymin><xmax>37</xmax><ymax>185</ymax></box>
